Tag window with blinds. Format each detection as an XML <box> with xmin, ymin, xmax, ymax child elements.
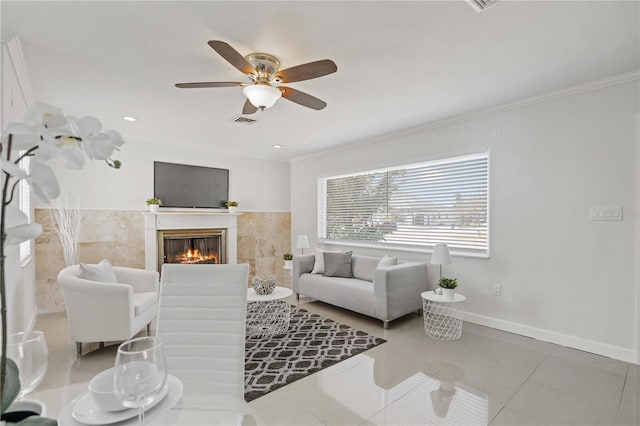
<box><xmin>318</xmin><ymin>153</ymin><xmax>489</xmax><ymax>255</ymax></box>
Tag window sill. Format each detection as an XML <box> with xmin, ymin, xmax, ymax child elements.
<box><xmin>317</xmin><ymin>239</ymin><xmax>490</xmax><ymax>259</ymax></box>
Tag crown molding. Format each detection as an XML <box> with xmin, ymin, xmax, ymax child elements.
<box><xmin>292</xmin><ymin>71</ymin><xmax>640</xmax><ymax>163</ymax></box>
<box><xmin>3</xmin><ymin>35</ymin><xmax>35</xmax><ymax>104</ymax></box>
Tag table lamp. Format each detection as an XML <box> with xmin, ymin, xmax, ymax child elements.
<box><xmin>296</xmin><ymin>234</ymin><xmax>310</xmax><ymax>254</ymax></box>
<box><xmin>430</xmin><ymin>244</ymin><xmax>451</xmax><ymax>279</ymax></box>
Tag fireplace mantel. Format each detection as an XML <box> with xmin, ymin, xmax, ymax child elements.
<box><xmin>143</xmin><ymin>211</ymin><xmax>239</xmax><ymax>271</ymax></box>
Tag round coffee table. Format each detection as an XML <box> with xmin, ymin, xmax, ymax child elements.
<box><xmin>246</xmin><ymin>286</ymin><xmax>293</xmax><ymax>338</ymax></box>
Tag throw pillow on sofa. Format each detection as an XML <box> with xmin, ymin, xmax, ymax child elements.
<box><xmin>323</xmin><ymin>251</ymin><xmax>353</xmax><ymax>278</ymax></box>
<box><xmin>311</xmin><ymin>248</ymin><xmax>326</xmax><ymax>274</ymax></box>
<box><xmin>79</xmin><ymin>259</ymin><xmax>117</xmax><ymax>283</ymax></box>
<box><xmin>377</xmin><ymin>255</ymin><xmax>398</xmax><ymax>268</ymax></box>
<box><xmin>312</xmin><ymin>248</ymin><xmax>348</xmax><ymax>274</ymax></box>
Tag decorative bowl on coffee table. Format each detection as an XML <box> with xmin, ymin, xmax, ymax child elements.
<box><xmin>252</xmin><ymin>276</ymin><xmax>276</xmax><ymax>295</ymax></box>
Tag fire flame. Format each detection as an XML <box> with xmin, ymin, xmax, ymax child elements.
<box><xmin>176</xmin><ymin>248</ymin><xmax>218</xmax><ymax>264</ymax></box>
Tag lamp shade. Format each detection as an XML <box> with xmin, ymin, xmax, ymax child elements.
<box><xmin>296</xmin><ymin>234</ymin><xmax>310</xmax><ymax>249</ymax></box>
<box><xmin>243</xmin><ymin>84</ymin><xmax>281</xmax><ymax>109</ymax></box>
<box><xmin>430</xmin><ymin>244</ymin><xmax>451</xmax><ymax>265</ymax></box>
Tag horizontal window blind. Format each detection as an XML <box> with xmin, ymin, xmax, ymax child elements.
<box><xmin>319</xmin><ymin>153</ymin><xmax>489</xmax><ymax>255</ymax></box>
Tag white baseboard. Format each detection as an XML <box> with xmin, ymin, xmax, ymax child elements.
<box><xmin>464</xmin><ymin>311</ymin><xmax>637</xmax><ymax>364</ymax></box>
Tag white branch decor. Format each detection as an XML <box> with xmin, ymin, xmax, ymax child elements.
<box><xmin>49</xmin><ymin>196</ymin><xmax>82</xmax><ymax>267</ymax></box>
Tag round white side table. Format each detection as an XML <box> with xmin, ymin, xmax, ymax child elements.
<box><xmin>421</xmin><ymin>291</ymin><xmax>466</xmax><ymax>341</ymax></box>
<box><xmin>246</xmin><ymin>286</ymin><xmax>293</xmax><ymax>338</ymax></box>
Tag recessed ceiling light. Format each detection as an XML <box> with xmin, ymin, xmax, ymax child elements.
<box><xmin>123</xmin><ymin>116</ymin><xmax>137</xmax><ymax>122</ymax></box>
<box><xmin>273</xmin><ymin>144</ymin><xmax>283</xmax><ymax>149</ymax></box>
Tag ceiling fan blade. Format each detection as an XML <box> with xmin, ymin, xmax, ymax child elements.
<box><xmin>242</xmin><ymin>99</ymin><xmax>258</xmax><ymax>115</ymax></box>
<box><xmin>275</xmin><ymin>60</ymin><xmax>337</xmax><ymax>83</ymax></box>
<box><xmin>175</xmin><ymin>82</ymin><xmax>245</xmax><ymax>88</ymax></box>
<box><xmin>280</xmin><ymin>87</ymin><xmax>327</xmax><ymax>110</ymax></box>
<box><xmin>208</xmin><ymin>40</ymin><xmax>256</xmax><ymax>76</ymax></box>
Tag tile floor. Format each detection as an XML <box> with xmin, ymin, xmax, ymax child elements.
<box><xmin>34</xmin><ymin>297</ymin><xmax>639</xmax><ymax>425</ymax></box>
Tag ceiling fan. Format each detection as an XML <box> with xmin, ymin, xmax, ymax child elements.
<box><xmin>175</xmin><ymin>40</ymin><xmax>338</xmax><ymax>115</ymax></box>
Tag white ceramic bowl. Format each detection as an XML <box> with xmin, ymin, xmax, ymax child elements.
<box><xmin>88</xmin><ymin>367</ymin><xmax>126</xmax><ymax>412</ymax></box>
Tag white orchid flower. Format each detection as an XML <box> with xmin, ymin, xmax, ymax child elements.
<box><xmin>4</xmin><ymin>206</ymin><xmax>43</xmax><ymax>245</ymax></box>
<box><xmin>1</xmin><ymin>103</ymin><xmax>124</xmax><ymax>206</ymax></box>
<box><xmin>56</xmin><ymin>137</ymin><xmax>86</xmax><ymax>169</ymax></box>
<box><xmin>54</xmin><ymin>116</ymin><xmax>85</xmax><ymax>168</ymax></box>
<box><xmin>22</xmin><ymin>102</ymin><xmax>66</xmax><ymax>131</ymax></box>
<box><xmin>74</xmin><ymin>117</ymin><xmax>119</xmax><ymax>160</ymax></box>
<box><xmin>84</xmin><ymin>133</ymin><xmax>116</xmax><ymax>160</ymax></box>
<box><xmin>64</xmin><ymin>115</ymin><xmax>101</xmax><ymax>140</ymax></box>
<box><xmin>1</xmin><ymin>103</ymin><xmax>68</xmax><ymax>160</ymax></box>
<box><xmin>60</xmin><ymin>145</ymin><xmax>86</xmax><ymax>169</ymax></box>
<box><xmin>61</xmin><ymin>115</ymin><xmax>117</xmax><ymax>162</ymax></box>
<box><xmin>1</xmin><ymin>122</ymin><xmax>61</xmax><ymax>161</ymax></box>
<box><xmin>0</xmin><ymin>159</ymin><xmax>28</xmax><ymax>179</ymax></box>
<box><xmin>1</xmin><ymin>123</ymin><xmax>40</xmax><ymax>150</ymax></box>
<box><xmin>34</xmin><ymin>132</ymin><xmax>59</xmax><ymax>161</ymax></box>
<box><xmin>5</xmin><ymin>206</ymin><xmax>29</xmax><ymax>232</ymax></box>
<box><xmin>28</xmin><ymin>161</ymin><xmax>60</xmax><ymax>202</ymax></box>
<box><xmin>104</xmin><ymin>129</ymin><xmax>125</xmax><ymax>148</ymax></box>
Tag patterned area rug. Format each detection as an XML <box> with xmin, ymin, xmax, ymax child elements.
<box><xmin>244</xmin><ymin>306</ymin><xmax>386</xmax><ymax>402</ymax></box>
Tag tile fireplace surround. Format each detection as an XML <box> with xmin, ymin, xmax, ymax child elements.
<box><xmin>35</xmin><ymin>209</ymin><xmax>291</xmax><ymax>312</ymax></box>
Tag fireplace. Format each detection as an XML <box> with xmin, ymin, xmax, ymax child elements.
<box><xmin>143</xmin><ymin>211</ymin><xmax>238</xmax><ymax>272</ymax></box>
<box><xmin>157</xmin><ymin>229</ymin><xmax>227</xmax><ymax>271</ymax></box>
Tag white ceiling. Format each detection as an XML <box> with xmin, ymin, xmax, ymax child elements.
<box><xmin>2</xmin><ymin>1</ymin><xmax>638</xmax><ymax>162</ymax></box>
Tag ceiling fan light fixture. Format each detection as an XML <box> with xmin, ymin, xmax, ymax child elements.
<box><xmin>178</xmin><ymin>40</ymin><xmax>336</xmax><ymax>114</ymax></box>
<box><xmin>243</xmin><ymin>84</ymin><xmax>281</xmax><ymax>109</ymax></box>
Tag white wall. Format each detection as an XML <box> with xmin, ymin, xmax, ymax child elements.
<box><xmin>291</xmin><ymin>78</ymin><xmax>639</xmax><ymax>362</ymax></box>
<box><xmin>34</xmin><ymin>140</ymin><xmax>291</xmax><ymax>212</ymax></box>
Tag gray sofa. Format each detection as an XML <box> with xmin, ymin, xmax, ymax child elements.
<box><xmin>292</xmin><ymin>253</ymin><xmax>428</xmax><ymax>328</ymax></box>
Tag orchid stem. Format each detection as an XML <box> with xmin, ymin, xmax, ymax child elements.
<box><xmin>0</xmin><ymin>135</ymin><xmax>12</xmax><ymax>410</ymax></box>
<box><xmin>14</xmin><ymin>146</ymin><xmax>38</xmax><ymax>164</ymax></box>
<box><xmin>5</xmin><ymin>180</ymin><xmax>20</xmax><ymax>206</ymax></box>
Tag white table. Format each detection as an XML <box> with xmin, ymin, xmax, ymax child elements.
<box><xmin>246</xmin><ymin>286</ymin><xmax>293</xmax><ymax>338</ymax></box>
<box><xmin>421</xmin><ymin>291</ymin><xmax>466</xmax><ymax>341</ymax></box>
<box><xmin>29</xmin><ymin>380</ymin><xmax>246</xmax><ymax>425</ymax></box>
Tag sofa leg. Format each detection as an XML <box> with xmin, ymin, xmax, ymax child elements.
<box><xmin>296</xmin><ymin>293</ymin><xmax>299</xmax><ymax>301</ymax></box>
<box><xmin>147</xmin><ymin>322</ymin><xmax>151</xmax><ymax>335</ymax></box>
<box><xmin>383</xmin><ymin>320</ymin><xmax>389</xmax><ymax>329</ymax></box>
<box><xmin>76</xmin><ymin>342</ymin><xmax>82</xmax><ymax>354</ymax></box>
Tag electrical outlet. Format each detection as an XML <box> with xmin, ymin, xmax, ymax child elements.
<box><xmin>589</xmin><ymin>206</ymin><xmax>623</xmax><ymax>221</ymax></box>
<box><xmin>491</xmin><ymin>283</ymin><xmax>501</xmax><ymax>296</ymax></box>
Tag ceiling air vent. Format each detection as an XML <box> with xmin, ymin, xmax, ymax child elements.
<box><xmin>466</xmin><ymin>0</ymin><xmax>502</xmax><ymax>12</ymax></box>
<box><xmin>232</xmin><ymin>116</ymin><xmax>257</xmax><ymax>125</ymax></box>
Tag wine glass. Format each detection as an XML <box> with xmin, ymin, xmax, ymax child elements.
<box><xmin>114</xmin><ymin>336</ymin><xmax>167</xmax><ymax>425</ymax></box>
<box><xmin>6</xmin><ymin>331</ymin><xmax>48</xmax><ymax>398</ymax></box>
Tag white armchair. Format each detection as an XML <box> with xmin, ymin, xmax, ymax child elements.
<box><xmin>57</xmin><ymin>264</ymin><xmax>159</xmax><ymax>354</ymax></box>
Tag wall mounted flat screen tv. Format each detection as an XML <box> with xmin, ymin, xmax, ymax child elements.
<box><xmin>154</xmin><ymin>161</ymin><xmax>229</xmax><ymax>209</ymax></box>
